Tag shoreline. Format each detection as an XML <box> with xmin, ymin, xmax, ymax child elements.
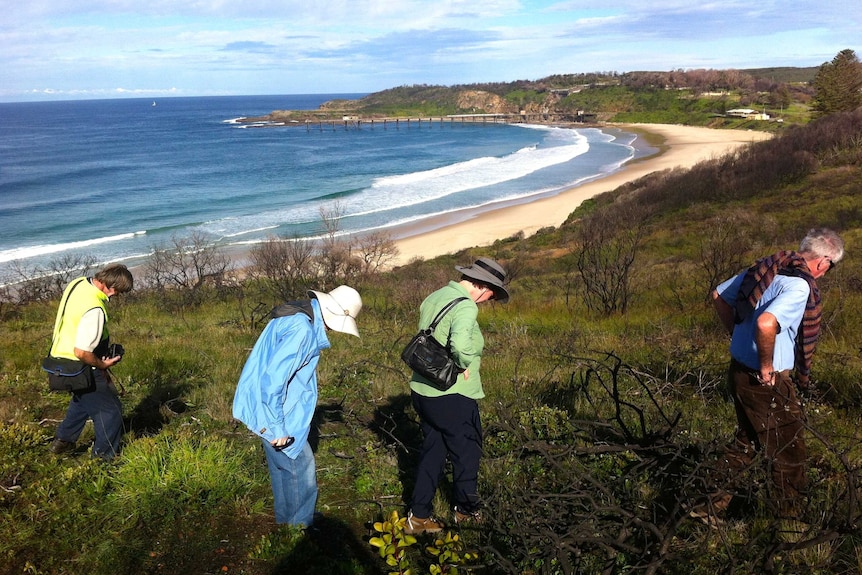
<box><xmin>387</xmin><ymin>123</ymin><xmax>773</xmax><ymax>265</ymax></box>
<box><xmin>196</xmin><ymin>122</ymin><xmax>772</xmax><ymax>281</ymax></box>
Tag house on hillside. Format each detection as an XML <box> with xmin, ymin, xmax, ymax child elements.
<box><xmin>726</xmin><ymin>108</ymin><xmax>771</xmax><ymax>120</ymax></box>
<box><xmin>726</xmin><ymin>108</ymin><xmax>755</xmax><ymax>117</ymax></box>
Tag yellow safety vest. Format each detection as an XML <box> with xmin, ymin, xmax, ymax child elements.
<box><xmin>49</xmin><ymin>277</ymin><xmax>109</xmax><ymax>360</ymax></box>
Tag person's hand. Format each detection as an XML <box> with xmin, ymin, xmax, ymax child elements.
<box><xmin>462</xmin><ymin>368</ymin><xmax>469</xmax><ymax>380</ymax></box>
<box><xmin>102</xmin><ymin>355</ymin><xmax>123</xmax><ymax>368</ymax></box>
<box><xmin>271</xmin><ymin>436</ymin><xmax>295</xmax><ymax>451</ymax></box>
<box><xmin>758</xmin><ymin>368</ymin><xmax>775</xmax><ymax>386</ymax></box>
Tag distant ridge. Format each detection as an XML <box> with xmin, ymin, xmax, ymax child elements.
<box><xmin>249</xmin><ymin>65</ymin><xmax>822</xmax><ymax>127</ymax></box>
<box><xmin>740</xmin><ymin>66</ymin><xmax>818</xmax><ymax>83</ymax></box>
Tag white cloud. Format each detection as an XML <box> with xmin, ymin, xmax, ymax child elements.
<box><xmin>0</xmin><ymin>0</ymin><xmax>859</xmax><ymax>101</ymax></box>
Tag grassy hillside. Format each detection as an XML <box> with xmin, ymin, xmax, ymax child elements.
<box><xmin>255</xmin><ymin>67</ymin><xmax>817</xmax><ymax>129</ymax></box>
<box><xmin>742</xmin><ymin>66</ymin><xmax>819</xmax><ymax>84</ymax></box>
<box><xmin>2</xmin><ymin>109</ymin><xmax>862</xmax><ymax>574</ymax></box>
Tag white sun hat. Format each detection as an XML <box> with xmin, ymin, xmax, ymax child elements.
<box><xmin>308</xmin><ymin>285</ymin><xmax>363</xmax><ymax>337</ymax></box>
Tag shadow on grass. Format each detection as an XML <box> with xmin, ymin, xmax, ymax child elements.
<box><xmin>270</xmin><ymin>515</ymin><xmax>381</xmax><ymax>575</ymax></box>
<box><xmin>124</xmin><ymin>381</ymin><xmax>190</xmax><ymax>436</ymax></box>
<box><xmin>370</xmin><ymin>393</ymin><xmax>423</xmax><ymax>508</ymax></box>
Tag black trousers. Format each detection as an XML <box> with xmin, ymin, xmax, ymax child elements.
<box><xmin>410</xmin><ymin>391</ymin><xmax>483</xmax><ymax>517</ymax></box>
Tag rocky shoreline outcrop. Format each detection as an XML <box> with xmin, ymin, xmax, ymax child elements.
<box><xmin>238</xmin><ymin>88</ymin><xmax>593</xmax><ymax>126</ymax></box>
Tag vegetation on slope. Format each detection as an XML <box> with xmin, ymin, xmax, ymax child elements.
<box><xmin>2</xmin><ymin>99</ymin><xmax>862</xmax><ymax>574</ymax></box>
<box><xmin>251</xmin><ymin>64</ymin><xmax>827</xmax><ymax>130</ymax></box>
<box><xmin>258</xmin><ymin>51</ymin><xmax>858</xmax><ymax>132</ymax></box>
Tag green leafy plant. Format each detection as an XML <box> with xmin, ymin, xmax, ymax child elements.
<box><xmin>426</xmin><ymin>531</ymin><xmax>478</xmax><ymax>574</ymax></box>
<box><xmin>370</xmin><ymin>510</ymin><xmax>418</xmax><ymax>575</ymax></box>
<box><xmin>369</xmin><ymin>511</ymin><xmax>480</xmax><ymax>575</ymax></box>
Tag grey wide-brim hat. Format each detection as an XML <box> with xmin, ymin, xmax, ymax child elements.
<box><xmin>308</xmin><ymin>285</ymin><xmax>363</xmax><ymax>337</ymax></box>
<box><xmin>455</xmin><ymin>257</ymin><xmax>510</xmax><ymax>303</ymax></box>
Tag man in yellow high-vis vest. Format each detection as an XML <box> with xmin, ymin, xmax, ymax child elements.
<box><xmin>49</xmin><ymin>263</ymin><xmax>133</xmax><ymax>460</ymax></box>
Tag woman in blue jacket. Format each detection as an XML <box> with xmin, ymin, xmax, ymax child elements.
<box><xmin>232</xmin><ymin>285</ymin><xmax>362</xmax><ymax>527</ymax></box>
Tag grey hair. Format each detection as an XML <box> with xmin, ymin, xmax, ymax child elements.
<box><xmin>800</xmin><ymin>227</ymin><xmax>845</xmax><ymax>262</ymax></box>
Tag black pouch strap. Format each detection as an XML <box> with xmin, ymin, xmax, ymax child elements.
<box><xmin>47</xmin><ymin>277</ymin><xmax>89</xmax><ymax>357</ymax></box>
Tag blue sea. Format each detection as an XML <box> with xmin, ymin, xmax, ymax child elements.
<box><xmin>0</xmin><ymin>94</ymin><xmax>649</xmax><ymax>286</ymax></box>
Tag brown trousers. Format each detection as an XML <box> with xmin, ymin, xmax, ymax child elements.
<box><xmin>725</xmin><ymin>359</ymin><xmax>808</xmax><ymax>511</ymax></box>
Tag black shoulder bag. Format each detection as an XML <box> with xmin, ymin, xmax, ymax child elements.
<box><xmin>41</xmin><ymin>278</ymin><xmax>97</xmax><ymax>393</ymax></box>
<box><xmin>401</xmin><ymin>297</ymin><xmax>468</xmax><ymax>391</ymax></box>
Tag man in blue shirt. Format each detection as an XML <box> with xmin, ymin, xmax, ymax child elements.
<box><xmin>710</xmin><ymin>228</ymin><xmax>844</xmax><ymax>516</ymax></box>
<box><xmin>232</xmin><ymin>285</ymin><xmax>362</xmax><ymax>526</ymax></box>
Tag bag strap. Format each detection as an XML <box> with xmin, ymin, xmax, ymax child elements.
<box><xmin>425</xmin><ymin>297</ymin><xmax>469</xmax><ymax>332</ymax></box>
<box><xmin>48</xmin><ymin>277</ymin><xmax>89</xmax><ymax>355</ymax></box>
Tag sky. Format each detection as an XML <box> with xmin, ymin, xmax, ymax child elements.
<box><xmin>1</xmin><ymin>0</ymin><xmax>859</xmax><ymax>103</ymax></box>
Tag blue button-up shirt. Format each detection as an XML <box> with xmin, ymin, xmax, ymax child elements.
<box><xmin>716</xmin><ymin>272</ymin><xmax>810</xmax><ymax>372</ymax></box>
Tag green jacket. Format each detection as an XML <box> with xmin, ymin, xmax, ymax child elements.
<box><xmin>409</xmin><ymin>281</ymin><xmax>485</xmax><ymax>399</ymax></box>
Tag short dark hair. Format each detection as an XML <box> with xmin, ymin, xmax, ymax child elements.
<box><xmin>94</xmin><ymin>264</ymin><xmax>134</xmax><ymax>293</ymax></box>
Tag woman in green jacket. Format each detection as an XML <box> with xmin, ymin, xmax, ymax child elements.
<box><xmin>405</xmin><ymin>257</ymin><xmax>510</xmax><ymax>535</ymax></box>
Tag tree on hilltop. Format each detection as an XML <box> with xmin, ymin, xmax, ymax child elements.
<box><xmin>812</xmin><ymin>49</ymin><xmax>862</xmax><ymax>117</ymax></box>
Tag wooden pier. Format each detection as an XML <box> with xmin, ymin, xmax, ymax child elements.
<box><xmin>241</xmin><ymin>111</ymin><xmax>596</xmax><ymax>130</ymax></box>
<box><xmin>298</xmin><ymin>112</ymin><xmax>594</xmax><ymax>131</ymax></box>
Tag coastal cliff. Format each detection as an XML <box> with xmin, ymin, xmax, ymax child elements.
<box><xmin>240</xmin><ymin>67</ymin><xmax>819</xmax><ymax>129</ymax></box>
<box><xmin>241</xmin><ymin>87</ymin><xmax>581</xmax><ymax>126</ymax></box>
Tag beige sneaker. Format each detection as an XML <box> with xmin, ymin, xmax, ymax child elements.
<box><xmin>687</xmin><ymin>492</ymin><xmax>732</xmax><ymax>527</ymax></box>
<box><xmin>404</xmin><ymin>512</ymin><xmax>444</xmax><ymax>535</ymax></box>
<box><xmin>453</xmin><ymin>507</ymin><xmax>482</xmax><ymax>525</ymax></box>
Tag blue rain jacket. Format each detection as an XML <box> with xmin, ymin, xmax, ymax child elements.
<box><xmin>232</xmin><ymin>299</ymin><xmax>331</xmax><ymax>459</ymax></box>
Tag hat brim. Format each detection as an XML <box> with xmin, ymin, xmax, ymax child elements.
<box><xmin>308</xmin><ymin>290</ymin><xmax>360</xmax><ymax>337</ymax></box>
<box><xmin>488</xmin><ymin>285</ymin><xmax>510</xmax><ymax>303</ymax></box>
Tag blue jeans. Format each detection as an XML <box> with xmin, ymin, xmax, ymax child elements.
<box><xmin>261</xmin><ymin>439</ymin><xmax>318</xmax><ymax>526</ymax></box>
<box><xmin>55</xmin><ymin>369</ymin><xmax>123</xmax><ymax>459</ymax></box>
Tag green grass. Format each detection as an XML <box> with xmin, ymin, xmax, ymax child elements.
<box><xmin>3</xmin><ymin>111</ymin><xmax>862</xmax><ymax>574</ymax></box>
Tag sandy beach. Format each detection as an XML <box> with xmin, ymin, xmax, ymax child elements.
<box><xmin>390</xmin><ymin>123</ymin><xmax>773</xmax><ymax>265</ymax></box>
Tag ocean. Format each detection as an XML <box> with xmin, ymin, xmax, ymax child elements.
<box><xmin>0</xmin><ymin>94</ymin><xmax>648</xmax><ymax>286</ymax></box>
